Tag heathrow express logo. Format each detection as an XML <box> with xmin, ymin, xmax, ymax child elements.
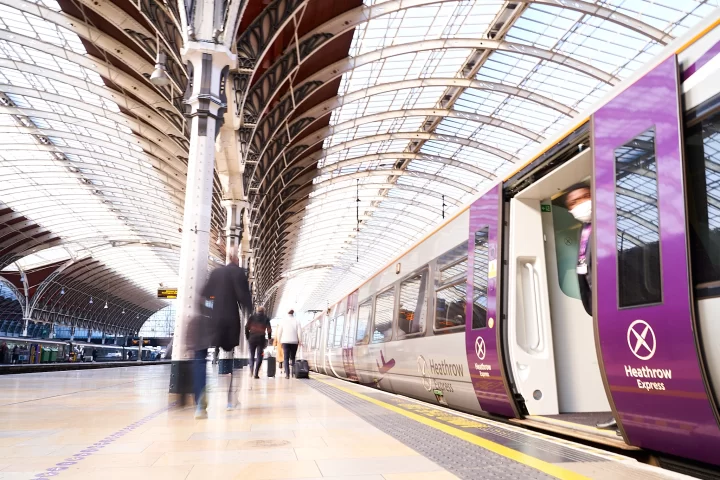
<box><xmin>417</xmin><ymin>355</ymin><xmax>433</xmax><ymax>392</ymax></box>
<box><xmin>474</xmin><ymin>336</ymin><xmax>486</xmax><ymax>361</ymax></box>
<box><xmin>627</xmin><ymin>319</ymin><xmax>656</xmax><ymax>361</ymax></box>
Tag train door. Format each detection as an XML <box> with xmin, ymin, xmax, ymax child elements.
<box><xmin>593</xmin><ymin>55</ymin><xmax>720</xmax><ymax>464</ymax></box>
<box><xmin>506</xmin><ymin>146</ymin><xmax>611</xmax><ymax>423</ymax></box>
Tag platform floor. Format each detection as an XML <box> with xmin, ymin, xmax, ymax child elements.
<box><xmin>0</xmin><ymin>365</ymin><xmax>697</xmax><ymax>480</ymax></box>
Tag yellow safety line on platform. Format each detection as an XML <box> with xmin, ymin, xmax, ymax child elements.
<box><xmin>316</xmin><ymin>378</ymin><xmax>590</xmax><ymax>480</ymax></box>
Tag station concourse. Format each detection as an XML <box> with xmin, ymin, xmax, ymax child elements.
<box><xmin>2</xmin><ymin>0</ymin><xmax>720</xmax><ymax>479</ymax></box>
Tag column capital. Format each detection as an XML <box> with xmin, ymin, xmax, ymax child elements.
<box><xmin>181</xmin><ymin>42</ymin><xmax>236</xmax><ymax>68</ymax></box>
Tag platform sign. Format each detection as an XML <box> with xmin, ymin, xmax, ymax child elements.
<box><xmin>157</xmin><ymin>288</ymin><xmax>177</xmax><ymax>299</ymax></box>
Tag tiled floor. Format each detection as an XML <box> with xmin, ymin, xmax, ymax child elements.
<box><xmin>0</xmin><ymin>365</ymin><xmax>458</xmax><ymax>479</ymax></box>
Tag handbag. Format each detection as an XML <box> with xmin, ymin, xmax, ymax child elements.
<box><xmin>185</xmin><ymin>298</ymin><xmax>215</xmax><ymax>351</ymax></box>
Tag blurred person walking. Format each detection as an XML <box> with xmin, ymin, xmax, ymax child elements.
<box><xmin>276</xmin><ymin>310</ymin><xmax>302</xmax><ymax>379</ymax></box>
<box><xmin>245</xmin><ymin>306</ymin><xmax>272</xmax><ymax>379</ymax></box>
<box><xmin>187</xmin><ymin>247</ymin><xmax>252</xmax><ymax>418</ymax></box>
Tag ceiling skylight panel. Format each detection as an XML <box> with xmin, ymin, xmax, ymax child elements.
<box><xmin>477</xmin><ymin>52</ymin><xmax>539</xmax><ymax>86</ymax></box>
<box><xmin>493</xmin><ymin>96</ymin><xmax>566</xmax><ymax>133</ymax></box>
<box><xmin>435</xmin><ymin>118</ymin><xmax>477</xmax><ymax>138</ymax></box>
<box><xmin>521</xmin><ymin>4</ymin><xmax>581</xmax><ymax>31</ymax></box>
<box><xmin>522</xmin><ymin>63</ymin><xmax>601</xmax><ymax>106</ymax></box>
<box><xmin>454</xmin><ymin>89</ymin><xmax>508</xmax><ymax>115</ymax></box>
<box><xmin>472</xmin><ymin>125</ymin><xmax>531</xmax><ymax>154</ymax></box>
<box><xmin>421</xmin><ymin>140</ymin><xmax>461</xmax><ymax>158</ymax></box>
<box><xmin>451</xmin><ymin>145</ymin><xmax>511</xmax><ymax>174</ymax></box>
<box><xmin>507</xmin><ymin>15</ymin><xmax>571</xmax><ymax>49</ymax></box>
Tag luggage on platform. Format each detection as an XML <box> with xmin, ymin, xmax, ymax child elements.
<box><xmin>293</xmin><ymin>359</ymin><xmax>309</xmax><ymax>379</ymax></box>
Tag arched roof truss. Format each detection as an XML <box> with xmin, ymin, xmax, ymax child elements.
<box><xmin>235</xmin><ymin>0</ymin><xmax>717</xmax><ymax>315</ymax></box>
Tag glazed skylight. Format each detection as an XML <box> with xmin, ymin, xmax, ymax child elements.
<box><xmin>0</xmin><ymin>0</ymin><xmax>182</xmax><ymax>297</ymax></box>
<box><xmin>273</xmin><ymin>0</ymin><xmax>720</xmax><ymax>318</ymax></box>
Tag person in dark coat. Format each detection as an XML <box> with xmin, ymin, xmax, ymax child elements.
<box><xmin>195</xmin><ymin>247</ymin><xmax>252</xmax><ymax>415</ymax></box>
<box><xmin>246</xmin><ymin>306</ymin><xmax>272</xmax><ymax>379</ymax></box>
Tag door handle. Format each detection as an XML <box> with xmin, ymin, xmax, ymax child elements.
<box><xmin>524</xmin><ymin>263</ymin><xmax>542</xmax><ymax>352</ymax></box>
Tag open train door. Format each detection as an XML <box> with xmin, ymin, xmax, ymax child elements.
<box><xmin>593</xmin><ymin>55</ymin><xmax>720</xmax><ymax>464</ymax></box>
<box><xmin>464</xmin><ymin>184</ymin><xmax>517</xmax><ymax>418</ymax></box>
<box><xmin>505</xmin><ymin>176</ymin><xmax>561</xmax><ymax>416</ymax></box>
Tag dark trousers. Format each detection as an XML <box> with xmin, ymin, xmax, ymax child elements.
<box><xmin>192</xmin><ymin>350</ymin><xmax>207</xmax><ymax>406</ymax></box>
<box><xmin>282</xmin><ymin>343</ymin><xmax>298</xmax><ymax>377</ymax></box>
<box><xmin>249</xmin><ymin>340</ymin><xmax>264</xmax><ymax>377</ymax></box>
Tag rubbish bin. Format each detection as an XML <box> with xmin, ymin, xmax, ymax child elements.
<box><xmin>49</xmin><ymin>349</ymin><xmax>58</xmax><ymax>363</ymax></box>
<box><xmin>41</xmin><ymin>348</ymin><xmax>50</xmax><ymax>363</ymax></box>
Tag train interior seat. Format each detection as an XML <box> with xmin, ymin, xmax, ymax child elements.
<box><xmin>506</xmin><ymin>148</ymin><xmax>612</xmax><ymax>431</ymax></box>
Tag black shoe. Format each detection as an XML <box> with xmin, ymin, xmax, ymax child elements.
<box><xmin>253</xmin><ymin>375</ymin><xmax>260</xmax><ymax>379</ymax></box>
<box><xmin>596</xmin><ymin>418</ymin><xmax>617</xmax><ymax>429</ymax></box>
<box><xmin>285</xmin><ymin>375</ymin><xmax>290</xmax><ymax>379</ymax></box>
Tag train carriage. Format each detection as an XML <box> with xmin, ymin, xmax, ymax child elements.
<box><xmin>303</xmin><ymin>12</ymin><xmax>720</xmax><ymax>471</ymax></box>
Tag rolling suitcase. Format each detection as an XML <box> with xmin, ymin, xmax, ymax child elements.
<box><xmin>266</xmin><ymin>354</ymin><xmax>276</xmax><ymax>377</ymax></box>
<box><xmin>293</xmin><ymin>359</ymin><xmax>309</xmax><ymax>379</ymax></box>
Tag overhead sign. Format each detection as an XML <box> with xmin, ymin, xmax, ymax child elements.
<box><xmin>157</xmin><ymin>288</ymin><xmax>178</xmax><ymax>299</ymax></box>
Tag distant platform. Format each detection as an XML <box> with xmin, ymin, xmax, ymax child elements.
<box><xmin>0</xmin><ymin>360</ymin><xmax>170</xmax><ymax>375</ymax></box>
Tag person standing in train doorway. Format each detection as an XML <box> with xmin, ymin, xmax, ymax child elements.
<box><xmin>276</xmin><ymin>310</ymin><xmax>302</xmax><ymax>379</ymax></box>
<box><xmin>565</xmin><ymin>183</ymin><xmax>593</xmax><ymax>317</ymax></box>
<box><xmin>565</xmin><ymin>183</ymin><xmax>617</xmax><ymax>432</ymax></box>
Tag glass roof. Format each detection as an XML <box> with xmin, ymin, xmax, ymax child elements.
<box><xmin>272</xmin><ymin>0</ymin><xmax>719</xmax><ymax>317</ymax></box>
<box><xmin>0</xmin><ymin>0</ymin><xmax>184</xmax><ymax>299</ymax></box>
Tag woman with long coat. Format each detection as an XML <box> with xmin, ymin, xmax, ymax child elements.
<box><xmin>273</xmin><ymin>335</ymin><xmax>284</xmax><ymax>375</ymax></box>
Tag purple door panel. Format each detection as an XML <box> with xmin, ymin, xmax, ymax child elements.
<box><xmin>465</xmin><ymin>184</ymin><xmax>516</xmax><ymax>417</ymax></box>
<box><xmin>593</xmin><ymin>55</ymin><xmax>720</xmax><ymax>465</ymax></box>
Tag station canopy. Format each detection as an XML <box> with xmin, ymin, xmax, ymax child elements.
<box><xmin>260</xmin><ymin>0</ymin><xmax>717</xmax><ymax>317</ymax></box>
<box><xmin>0</xmin><ymin>0</ymin><xmax>717</xmax><ymax>328</ymax></box>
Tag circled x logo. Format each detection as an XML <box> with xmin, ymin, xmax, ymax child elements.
<box><xmin>417</xmin><ymin>356</ymin><xmax>433</xmax><ymax>391</ymax></box>
<box><xmin>627</xmin><ymin>319</ymin><xmax>656</xmax><ymax>361</ymax></box>
<box><xmin>475</xmin><ymin>336</ymin><xmax>486</xmax><ymax>361</ymax></box>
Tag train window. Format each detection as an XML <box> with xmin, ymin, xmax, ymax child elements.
<box><xmin>615</xmin><ymin>126</ymin><xmax>662</xmax><ymax>308</ymax></box>
<box><xmin>334</xmin><ymin>313</ymin><xmax>345</xmax><ymax>348</ymax></box>
<box><xmin>398</xmin><ymin>269</ymin><xmax>429</xmax><ymax>338</ymax></box>
<box><xmin>355</xmin><ymin>299</ymin><xmax>372</xmax><ymax>345</ymax></box>
<box><xmin>372</xmin><ymin>288</ymin><xmax>394</xmax><ymax>343</ymax></box>
<box><xmin>435</xmin><ymin>242</ymin><xmax>468</xmax><ymax>331</ymax></box>
<box><xmin>685</xmin><ymin>112</ymin><xmax>720</xmax><ymax>287</ymax></box>
<box><xmin>472</xmin><ymin>228</ymin><xmax>489</xmax><ymax>329</ymax></box>
<box><xmin>326</xmin><ymin>317</ymin><xmax>335</xmax><ymax>348</ymax></box>
<box><xmin>344</xmin><ymin>299</ymin><xmax>358</xmax><ymax>348</ymax></box>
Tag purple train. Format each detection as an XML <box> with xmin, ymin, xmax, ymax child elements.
<box><xmin>302</xmin><ymin>13</ymin><xmax>720</xmax><ymax>472</ymax></box>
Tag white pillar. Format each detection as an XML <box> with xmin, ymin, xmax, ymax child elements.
<box><xmin>225</xmin><ymin>200</ymin><xmax>247</xmax><ymax>369</ymax></box>
<box><xmin>138</xmin><ymin>335</ymin><xmax>143</xmax><ymax>361</ymax></box>
<box><xmin>169</xmin><ymin>42</ymin><xmax>236</xmax><ymax>395</ymax></box>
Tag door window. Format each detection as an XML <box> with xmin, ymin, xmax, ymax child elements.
<box><xmin>685</xmin><ymin>113</ymin><xmax>720</xmax><ymax>286</ymax></box>
<box><xmin>355</xmin><ymin>300</ymin><xmax>372</xmax><ymax>345</ymax></box>
<box><xmin>372</xmin><ymin>288</ymin><xmax>394</xmax><ymax>343</ymax></box>
<box><xmin>614</xmin><ymin>126</ymin><xmax>662</xmax><ymax>308</ymax></box>
<box><xmin>472</xmin><ymin>228</ymin><xmax>489</xmax><ymax>329</ymax></box>
<box><xmin>398</xmin><ymin>269</ymin><xmax>428</xmax><ymax>338</ymax></box>
<box><xmin>435</xmin><ymin>242</ymin><xmax>468</xmax><ymax>331</ymax></box>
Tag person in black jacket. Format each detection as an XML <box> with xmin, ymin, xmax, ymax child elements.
<box><xmin>245</xmin><ymin>306</ymin><xmax>272</xmax><ymax>379</ymax></box>
<box><xmin>195</xmin><ymin>248</ymin><xmax>253</xmax><ymax>415</ymax></box>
